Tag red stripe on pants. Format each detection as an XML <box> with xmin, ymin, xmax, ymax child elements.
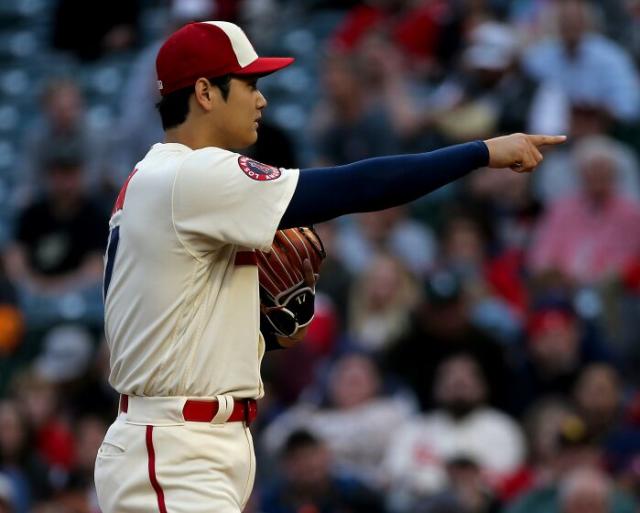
<box><xmin>146</xmin><ymin>426</ymin><xmax>168</xmax><ymax>513</ymax></box>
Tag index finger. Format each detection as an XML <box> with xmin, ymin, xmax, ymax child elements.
<box><xmin>527</xmin><ymin>134</ymin><xmax>567</xmax><ymax>147</ymax></box>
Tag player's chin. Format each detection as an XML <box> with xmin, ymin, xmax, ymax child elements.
<box><xmin>244</xmin><ymin>129</ymin><xmax>259</xmax><ymax>146</ymax></box>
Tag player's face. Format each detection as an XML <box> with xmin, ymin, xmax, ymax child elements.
<box><xmin>214</xmin><ymin>76</ymin><xmax>267</xmax><ymax>149</ymax></box>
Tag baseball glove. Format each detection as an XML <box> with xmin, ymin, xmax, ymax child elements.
<box><xmin>257</xmin><ymin>226</ymin><xmax>326</xmax><ymax>338</ymax></box>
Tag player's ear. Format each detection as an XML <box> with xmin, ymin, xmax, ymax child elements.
<box><xmin>193</xmin><ymin>78</ymin><xmax>217</xmax><ymax>112</ymax></box>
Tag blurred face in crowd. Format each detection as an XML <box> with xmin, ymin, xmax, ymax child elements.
<box><xmin>561</xmin><ymin>468</ymin><xmax>611</xmax><ymax>513</ymax></box>
<box><xmin>574</xmin><ymin>364</ymin><xmax>621</xmax><ymax>426</ymax></box>
<box><xmin>434</xmin><ymin>355</ymin><xmax>487</xmax><ymax>418</ymax></box>
<box><xmin>422</xmin><ymin>291</ymin><xmax>468</xmax><ymax>339</ymax></box>
<box><xmin>0</xmin><ymin>400</ymin><xmax>27</xmax><ymax>463</ymax></box>
<box><xmin>358</xmin><ymin>207</ymin><xmax>405</xmax><ymax>245</ymax></box>
<box><xmin>44</xmin><ymin>81</ymin><xmax>84</xmax><ymax>132</ymax></box>
<box><xmin>554</xmin><ymin>419</ymin><xmax>602</xmax><ymax>476</ymax></box>
<box><xmin>579</xmin><ymin>155</ymin><xmax>616</xmax><ymax>205</ymax></box>
<box><xmin>16</xmin><ymin>377</ymin><xmax>58</xmax><ymax>428</ymax></box>
<box><xmin>284</xmin><ymin>442</ymin><xmax>331</xmax><ymax>493</ymax></box>
<box><xmin>469</xmin><ymin>167</ymin><xmax>531</xmax><ymax>209</ymax></box>
<box><xmin>569</xmin><ymin>105</ymin><xmax>610</xmax><ymax>138</ymax></box>
<box><xmin>328</xmin><ymin>353</ymin><xmax>381</xmax><ymax>409</ymax></box>
<box><xmin>361</xmin><ymin>254</ymin><xmax>411</xmax><ymax>311</ymax></box>
<box><xmin>525</xmin><ymin>400</ymin><xmax>575</xmax><ymax>466</ymax></box>
<box><xmin>322</xmin><ymin>54</ymin><xmax>359</xmax><ymax>109</ymax></box>
<box><xmin>355</xmin><ymin>31</ymin><xmax>403</xmax><ymax>86</ymax></box>
<box><xmin>557</xmin><ymin>0</ymin><xmax>591</xmax><ymax>51</ymax></box>
<box><xmin>528</xmin><ymin>311</ymin><xmax>579</xmax><ymax>373</ymax></box>
<box><xmin>443</xmin><ymin>217</ymin><xmax>486</xmax><ymax>269</ymax></box>
<box><xmin>47</xmin><ymin>164</ymin><xmax>85</xmax><ymax>204</ymax></box>
<box><xmin>447</xmin><ymin>459</ymin><xmax>493</xmax><ymax>513</ymax></box>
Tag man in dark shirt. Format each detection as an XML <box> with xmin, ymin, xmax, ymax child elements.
<box><xmin>4</xmin><ymin>146</ymin><xmax>107</xmax><ymax>295</ymax></box>
<box><xmin>260</xmin><ymin>430</ymin><xmax>385</xmax><ymax>513</ymax></box>
<box><xmin>382</xmin><ymin>269</ymin><xmax>512</xmax><ymax>411</ymax></box>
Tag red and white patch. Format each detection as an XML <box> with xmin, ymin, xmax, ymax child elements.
<box><xmin>238</xmin><ymin>156</ymin><xmax>281</xmax><ymax>181</ymax></box>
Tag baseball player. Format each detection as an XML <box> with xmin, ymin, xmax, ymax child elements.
<box><xmin>94</xmin><ymin>21</ymin><xmax>565</xmax><ymax>513</ymax></box>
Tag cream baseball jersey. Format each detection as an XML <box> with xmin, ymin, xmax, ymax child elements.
<box><xmin>103</xmin><ymin>143</ymin><xmax>299</xmax><ymax>397</ymax></box>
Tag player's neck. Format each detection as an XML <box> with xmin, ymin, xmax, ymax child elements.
<box><xmin>164</xmin><ymin>121</ymin><xmax>230</xmax><ymax>151</ymax></box>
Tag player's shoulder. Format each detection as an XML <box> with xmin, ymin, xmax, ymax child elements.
<box><xmin>180</xmin><ymin>145</ymin><xmax>240</xmax><ymax>172</ymax></box>
<box><xmin>182</xmin><ymin>146</ymin><xmax>289</xmax><ymax>183</ymax></box>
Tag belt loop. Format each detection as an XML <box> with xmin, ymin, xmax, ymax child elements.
<box><xmin>211</xmin><ymin>395</ymin><xmax>234</xmax><ymax>424</ymax></box>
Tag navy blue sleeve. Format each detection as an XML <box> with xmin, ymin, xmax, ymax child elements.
<box><xmin>280</xmin><ymin>141</ymin><xmax>489</xmax><ymax>228</ymax></box>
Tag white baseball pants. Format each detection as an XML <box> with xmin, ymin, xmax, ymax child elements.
<box><xmin>94</xmin><ymin>396</ymin><xmax>256</xmax><ymax>513</ymax></box>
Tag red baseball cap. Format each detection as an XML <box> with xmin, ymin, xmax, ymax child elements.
<box><xmin>156</xmin><ymin>21</ymin><xmax>294</xmax><ymax>96</ymax></box>
<box><xmin>527</xmin><ymin>309</ymin><xmax>575</xmax><ymax>339</ymax></box>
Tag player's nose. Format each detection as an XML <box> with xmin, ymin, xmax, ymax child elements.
<box><xmin>257</xmin><ymin>90</ymin><xmax>267</xmax><ymax>109</ymax></box>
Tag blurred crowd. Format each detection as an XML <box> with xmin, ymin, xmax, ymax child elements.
<box><xmin>1</xmin><ymin>0</ymin><xmax>640</xmax><ymax>512</ymax></box>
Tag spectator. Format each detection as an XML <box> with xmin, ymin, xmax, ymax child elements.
<box><xmin>347</xmin><ymin>253</ymin><xmax>418</xmax><ymax>352</ymax></box>
<box><xmin>437</xmin><ymin>209</ymin><xmax>523</xmax><ymax>340</ymax></box>
<box><xmin>432</xmin><ymin>21</ymin><xmax>537</xmax><ymax>143</ymax></box>
<box><xmin>17</xmin><ymin>79</ymin><xmax>112</xmax><ymax>204</ymax></box>
<box><xmin>360</xmin><ymin>21</ymin><xmax>537</xmax><ymax>152</ymax></box>
<box><xmin>4</xmin><ymin>146</ymin><xmax>107</xmax><ymax>298</ymax></box>
<box><xmin>0</xmin><ymin>400</ymin><xmax>51</xmax><ymax>513</ymax></box>
<box><xmin>311</xmin><ymin>51</ymin><xmax>400</xmax><ymax>166</ymax></box>
<box><xmin>528</xmin><ymin>137</ymin><xmax>640</xmax><ymax>284</ymax></box>
<box><xmin>336</xmin><ymin>207</ymin><xmax>437</xmax><ymax>278</ymax></box>
<box><xmin>260</xmin><ymin>429</ymin><xmax>385</xmax><ymax>513</ymax></box>
<box><xmin>523</xmin><ymin>0</ymin><xmax>640</xmax><ymax>124</ymax></box>
<box><xmin>499</xmin><ymin>398</ymin><xmax>576</xmax><ymax>501</ymax></box>
<box><xmin>384</xmin><ymin>353</ymin><xmax>525</xmax><ymax>512</ymax></box>
<box><xmin>467</xmin><ymin>163</ymin><xmax>542</xmax><ymax>242</ymax></box>
<box><xmin>505</xmin><ymin>414</ymin><xmax>637</xmax><ymax>513</ymax></box>
<box><xmin>262</xmin><ymin>352</ymin><xmax>415</xmax><ymax>485</ymax></box>
<box><xmin>572</xmin><ymin>364</ymin><xmax>640</xmax><ymax>473</ymax></box>
<box><xmin>559</xmin><ymin>467</ymin><xmax>615</xmax><ymax>513</ymax></box>
<box><xmin>532</xmin><ymin>132</ymin><xmax>640</xmax><ymax>207</ymax></box>
<box><xmin>382</xmin><ymin>269</ymin><xmax>513</xmax><ymax>410</ymax></box>
<box><xmin>415</xmin><ymin>456</ymin><xmax>502</xmax><ymax>513</ymax></box>
<box><xmin>10</xmin><ymin>371</ymin><xmax>75</xmax><ymax>475</ymax></box>
<box><xmin>512</xmin><ymin>298</ymin><xmax>614</xmax><ymax>413</ymax></box>
<box><xmin>57</xmin><ymin>416</ymin><xmax>105</xmax><ymax>513</ymax></box>
<box><xmin>464</xmin><ymin>168</ymin><xmax>543</xmax><ymax>316</ymax></box>
<box><xmin>32</xmin><ymin>325</ymin><xmax>95</xmax><ymax>387</ymax></box>
<box><xmin>328</xmin><ymin>0</ymin><xmax>445</xmax><ymax>69</ymax></box>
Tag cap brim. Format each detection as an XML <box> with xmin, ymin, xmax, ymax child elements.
<box><xmin>235</xmin><ymin>57</ymin><xmax>295</xmax><ymax>77</ymax></box>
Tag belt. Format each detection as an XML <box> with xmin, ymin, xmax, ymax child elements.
<box><xmin>119</xmin><ymin>395</ymin><xmax>258</xmax><ymax>426</ymax></box>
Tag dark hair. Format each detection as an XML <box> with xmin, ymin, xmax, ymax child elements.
<box><xmin>282</xmin><ymin>429</ymin><xmax>321</xmax><ymax>457</ymax></box>
<box><xmin>156</xmin><ymin>75</ymin><xmax>232</xmax><ymax>130</ymax></box>
<box><xmin>43</xmin><ymin>139</ymin><xmax>85</xmax><ymax>171</ymax></box>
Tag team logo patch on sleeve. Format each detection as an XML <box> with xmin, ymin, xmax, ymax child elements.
<box><xmin>238</xmin><ymin>156</ymin><xmax>281</xmax><ymax>181</ymax></box>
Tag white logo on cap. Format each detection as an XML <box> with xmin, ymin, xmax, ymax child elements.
<box><xmin>157</xmin><ymin>80</ymin><xmax>163</xmax><ymax>90</ymax></box>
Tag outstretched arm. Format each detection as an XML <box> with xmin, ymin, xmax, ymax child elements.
<box><xmin>280</xmin><ymin>133</ymin><xmax>565</xmax><ymax>229</ymax></box>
